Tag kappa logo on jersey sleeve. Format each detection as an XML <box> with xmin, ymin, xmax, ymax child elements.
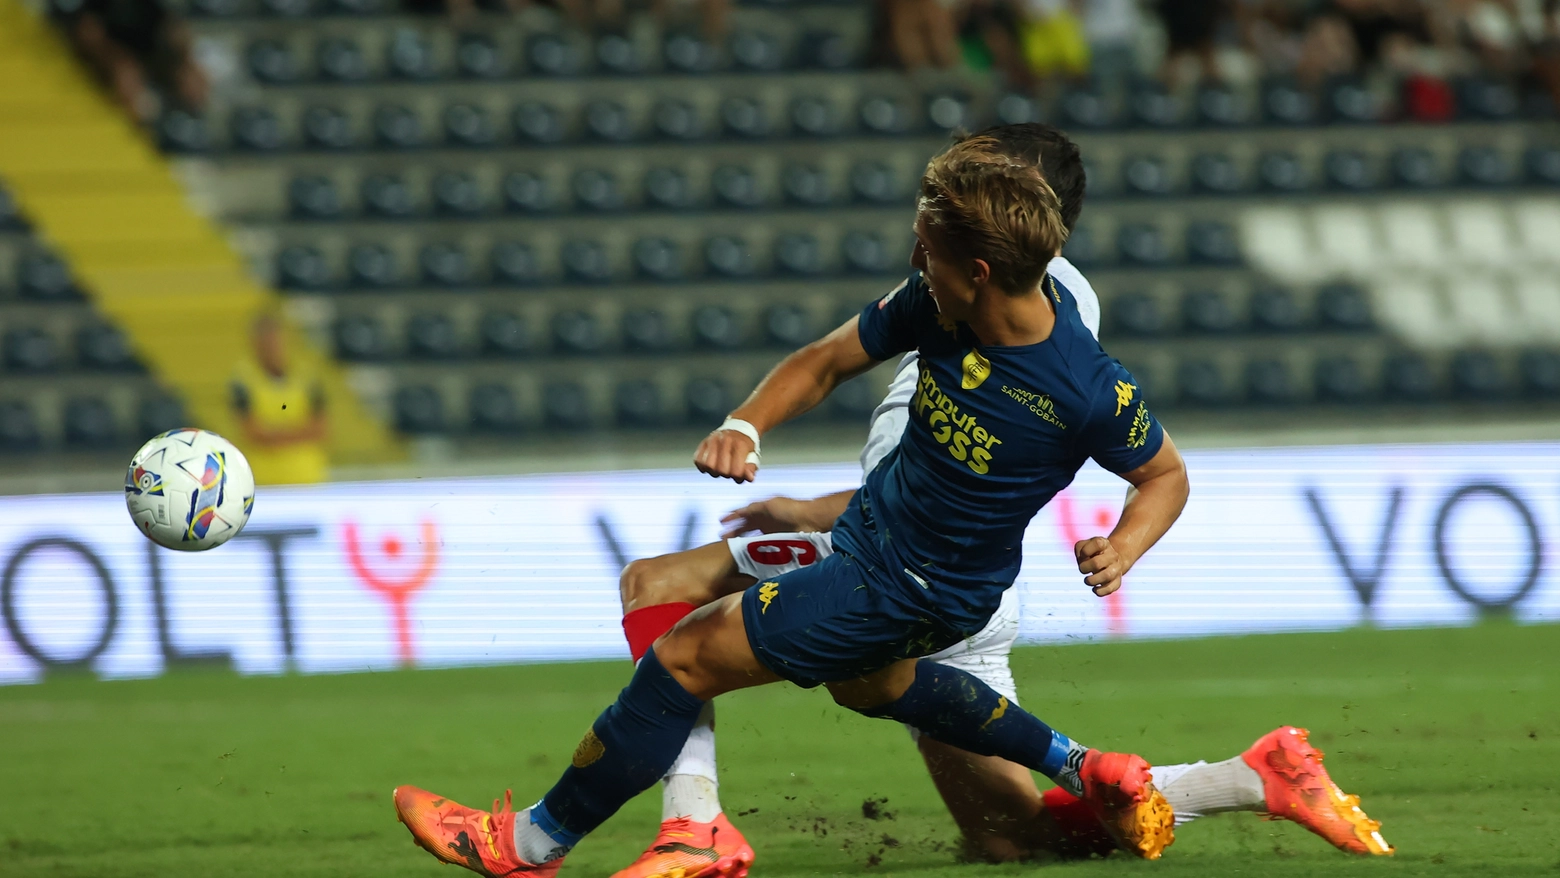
<box><xmin>913</xmin><ymin>366</ymin><xmax>1003</xmax><ymax>474</ymax></box>
<box><xmin>1114</xmin><ymin>380</ymin><xmax>1137</xmax><ymax>416</ymax></box>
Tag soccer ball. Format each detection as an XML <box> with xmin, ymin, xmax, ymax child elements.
<box><xmin>125</xmin><ymin>428</ymin><xmax>255</xmax><ymax>552</ymax></box>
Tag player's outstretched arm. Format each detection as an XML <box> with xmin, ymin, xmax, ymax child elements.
<box><xmin>694</xmin><ymin>316</ymin><xmax>881</xmax><ymax>482</ymax></box>
<box><xmin>720</xmin><ymin>489</ymin><xmax>856</xmax><ymax>536</ymax></box>
<box><xmin>1075</xmin><ymin>433</ymin><xmax>1189</xmax><ymax>597</ymax></box>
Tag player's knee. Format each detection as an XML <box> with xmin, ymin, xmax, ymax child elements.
<box><xmin>619</xmin><ymin>555</ymin><xmax>676</xmax><ymax>610</ymax></box>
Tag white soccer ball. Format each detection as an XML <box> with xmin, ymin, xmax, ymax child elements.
<box><xmin>124</xmin><ymin>428</ymin><xmax>255</xmax><ymax>552</ymax></box>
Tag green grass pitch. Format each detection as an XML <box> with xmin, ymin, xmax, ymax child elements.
<box><xmin>1</xmin><ymin>622</ymin><xmax>1556</xmax><ymax>877</ymax></box>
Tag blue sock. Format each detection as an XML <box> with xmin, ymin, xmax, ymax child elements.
<box><xmin>532</xmin><ymin>648</ymin><xmax>705</xmax><ymax>850</ymax></box>
<box><xmin>858</xmin><ymin>661</ymin><xmax>1090</xmax><ymax>796</ymax></box>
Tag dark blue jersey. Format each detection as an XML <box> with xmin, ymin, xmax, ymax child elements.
<box><xmin>832</xmin><ymin>271</ymin><xmax>1164</xmax><ymax>628</ymax></box>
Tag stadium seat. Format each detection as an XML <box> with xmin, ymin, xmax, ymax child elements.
<box><xmin>527</xmin><ymin>33</ymin><xmax>582</xmax><ymax>76</ymax></box>
<box><xmin>1121</xmin><ymin>155</ymin><xmax>1173</xmax><ymax>196</ymax></box>
<box><xmin>1196</xmin><ymin>84</ymin><xmax>1246</xmax><ymax>125</ymax></box>
<box><xmin>1257</xmin><ymin>151</ymin><xmax>1308</xmax><ymax>192</ymax></box>
<box><xmin>632</xmin><ymin>237</ymin><xmax>682</xmax><ymax>281</ymax></box>
<box><xmin>301</xmin><ymin>105</ymin><xmax>354</xmax><ymax>149</ymax></box>
<box><xmin>684</xmin><ymin>377</ymin><xmax>729</xmax><ymax>425</ymax></box>
<box><xmin>1059</xmin><ymin>86</ymin><xmax>1114</xmax><ymax>128</ymax></box>
<box><xmin>1185</xmin><ymin>221</ymin><xmax>1241</xmax><ymax>265</ymax></box>
<box><xmin>621</xmin><ymin>307</ymin><xmax>673</xmax><ymax>352</ymax></box>
<box><xmin>841</xmin><ymin>231</ymin><xmax>892</xmax><ymax>274</ymax></box>
<box><xmin>926</xmin><ymin>94</ymin><xmax>973</xmax><ymax>132</ymax></box>
<box><xmin>1060</xmin><ymin>224</ymin><xmax>1103</xmax><ymax>267</ymax></box>
<box><xmin>731</xmin><ymin>30</ymin><xmax>785</xmax><ymax>72</ymax></box>
<box><xmin>1189</xmin><ymin>153</ymin><xmax>1241</xmax><ymax>194</ymax></box>
<box><xmin>502</xmin><ymin>171</ymin><xmax>553</xmax><ymax>213</ymax></box>
<box><xmin>712</xmin><ymin>165</ymin><xmax>763</xmax><ymax>208</ymax></box>
<box><xmin>1245</xmin><ymin>358</ymin><xmax>1298</xmax><ymax>404</ymax></box>
<box><xmin>1111</xmin><ymin>293</ymin><xmax>1165</xmax><ymax>336</ymax></box>
<box><xmin>63</xmin><ymin>398</ymin><xmax>117</xmax><ymax>448</ymax></box>
<box><xmin>479</xmin><ymin>309</ymin><xmax>531</xmax><ymax>357</ymax></box>
<box><xmin>551</xmin><ymin>309</ymin><xmax>606</xmax><ymax>353</ymax></box>
<box><xmin>1378</xmin><ymin>202</ymin><xmax>1446</xmax><ymax>267</ymax></box>
<box><xmin>231</xmin><ymin>106</ymin><xmax>285</xmax><ymax>151</ymax></box>
<box><xmin>764</xmin><ymin>303</ymin><xmax>813</xmax><ymax>347</ymax></box>
<box><xmin>406</xmin><ymin>312</ymin><xmax>461</xmax><ymax>359</ymax></box>
<box><xmin>1314</xmin><ymin>356</ymin><xmax>1369</xmax><ymax>402</ymax></box>
<box><xmin>1326</xmin><ymin>77</ymin><xmax>1382</xmax><ymax>123</ymax></box>
<box><xmin>790</xmin><ymin>96</ymin><xmax>839</xmax><ymax>137</ymax></box>
<box><xmin>831</xmin><ymin>375</ymin><xmax>877</xmax><ymax>421</ymax></box>
<box><xmin>859</xmin><ymin>96</ymin><xmax>914</xmax><ymax>135</ymax></box>
<box><xmin>782</xmin><ymin>164</ymin><xmax>831</xmax><ymax>206</ymax></box>
<box><xmin>137</xmin><ymin>395</ymin><xmax>187</xmax><ymax>438</ymax></box>
<box><xmin>1520</xmin><ymin>348</ymin><xmax>1560</xmax><ymax>395</ymax></box>
<box><xmin>491</xmin><ymin>240</ymin><xmax>542</xmax><ymax>285</ymax></box>
<box><xmin>513</xmin><ymin>101</ymin><xmax>566</xmax><ymax>144</ymax></box>
<box><xmin>572</xmin><ymin>169</ymin><xmax>623</xmax><ymax>211</ymax></box>
<box><xmin>1324</xmin><ymin>150</ymin><xmax>1372</xmax><ymax>190</ymax></box>
<box><xmin>596</xmin><ymin>32</ymin><xmax>642</xmax><ymax>74</ymax></box>
<box><xmin>691</xmin><ymin>304</ymin><xmax>743</xmax><ymax>348</ymax></box>
<box><xmin>1182</xmin><ymin>288</ymin><xmax>1238</xmax><ymax>333</ymax></box>
<box><xmin>994</xmin><ymin>92</ymin><xmax>1041</xmax><ymax>126</ymax></box>
<box><xmin>394</xmin><ymin>386</ymin><xmax>445</xmax><ymax>433</ymax></box>
<box><xmin>432</xmin><ymin>171</ymin><xmax>485</xmax><ymax>216</ymax></box>
<box><xmin>362</xmin><ymin>174</ymin><xmax>415</xmax><ymax>218</ymax></box>
<box><xmin>705</xmin><ymin>236</ymin><xmax>755</xmax><ymax>278</ymax></box>
<box><xmin>76</xmin><ymin>324</ymin><xmax>137</xmax><ymax>371</ymax></box>
<box><xmin>17</xmin><ymin>252</ymin><xmax>76</xmax><ymax>300</ymax></box>
<box><xmin>1261</xmin><ymin>78</ymin><xmax>1319</xmax><ymax>125</ymax></box>
<box><xmin>0</xmin><ymin>401</ymin><xmax>39</xmax><ymax>451</ymax></box>
<box><xmin>289</xmin><ymin>175</ymin><xmax>342</xmax><ymax>219</ymax></box>
<box><xmin>542</xmin><ymin>381</ymin><xmax>592</xmax><ymax>429</ymax></box>
<box><xmin>275</xmin><ymin>244</ymin><xmax>330</xmax><ymax>289</ymax></box>
<box><xmin>1458</xmin><ymin>146</ymin><xmax>1514</xmax><ymax>186</ymax></box>
<box><xmin>1317</xmin><ymin>282</ymin><xmax>1373</xmax><ymax>330</ymax></box>
<box><xmin>665</xmin><ymin>32</ymin><xmax>718</xmax><ymax>74</ymax></box>
<box><xmin>1250</xmin><ymin>286</ymin><xmax>1305</xmax><ymax>332</ymax></box>
<box><xmin>248</xmin><ymin>40</ymin><xmax>300</xmax><ymax>84</ymax></box>
<box><xmin>1458</xmin><ymin>77</ymin><xmax>1519</xmax><ymax>120</ymax></box>
<box><xmin>1383</xmin><ymin>352</ymin><xmax>1438</xmax><ymax>400</ymax></box>
<box><xmin>562</xmin><ymin>239</ymin><xmax>612</xmax><ymax>282</ymax></box>
<box><xmin>615</xmin><ymin>380</ymin><xmax>664</xmax><ymax>427</ymax></box>
<box><xmin>4</xmin><ymin>328</ymin><xmax>58</xmax><ymax>372</ymax></box>
<box><xmin>774</xmin><ymin>232</ymin><xmax>823</xmax><ymax>275</ymax></box>
<box><xmin>374</xmin><ymin>104</ymin><xmax>424</xmax><ymax>149</ymax></box>
<box><xmin>419</xmin><ymin>242</ymin><xmax>473</xmax><ymax>286</ymax></box>
<box><xmin>654</xmin><ymin>99</ymin><xmax>704</xmax><ymax>140</ymax></box>
<box><xmin>388</xmin><ymin>29</ymin><xmax>437</xmax><ymax>80</ymax></box>
<box><xmin>721</xmin><ymin>97</ymin><xmax>770</xmax><ymax>139</ymax></box>
<box><xmin>261</xmin><ymin>0</ymin><xmax>311</xmax><ymax>15</ymax></box>
<box><xmin>850</xmin><ymin>161</ymin><xmax>900</xmax><ymax>204</ymax></box>
<box><xmin>798</xmin><ymin>28</ymin><xmax>853</xmax><ymax>70</ymax></box>
<box><xmin>1526</xmin><ymin>146</ymin><xmax>1560</xmax><ymax>185</ymax></box>
<box><xmin>1177</xmin><ymin>359</ymin><xmax>1228</xmax><ymax>406</ymax></box>
<box><xmin>444</xmin><ymin>104</ymin><xmax>496</xmax><ymax>147</ymax></box>
<box><xmin>158</xmin><ymin>109</ymin><xmax>210</xmax><ymax>152</ymax></box>
<box><xmin>317</xmin><ymin>37</ymin><xmax>369</xmax><ymax>81</ymax></box>
<box><xmin>1450</xmin><ymin>350</ymin><xmax>1504</xmax><ymax>397</ymax></box>
<box><xmin>1128</xmin><ymin>83</ymin><xmax>1181</xmax><ymax>128</ymax></box>
<box><xmin>469</xmin><ymin>383</ymin><xmax>522</xmax><ymax>433</ymax></box>
<box><xmin>457</xmin><ymin>33</ymin><xmax>505</xmax><ymax>78</ymax></box>
<box><xmin>644</xmin><ymin>167</ymin><xmax>696</xmax><ymax>209</ymax></box>
<box><xmin>1116</xmin><ymin>223</ymin><xmax>1169</xmax><ymax>265</ymax></box>
<box><xmin>1392</xmin><ymin>147</ymin><xmax>1440</xmax><ymax>188</ymax></box>
<box><xmin>335</xmin><ymin>314</ymin><xmax>388</xmax><ymax>360</ymax></box>
<box><xmin>347</xmin><ymin>243</ymin><xmax>398</xmax><ymax>287</ymax></box>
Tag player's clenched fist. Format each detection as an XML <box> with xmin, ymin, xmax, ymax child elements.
<box><xmin>1074</xmin><ymin>536</ymin><xmax>1129</xmax><ymax>597</ymax></box>
<box><xmin>694</xmin><ymin>429</ymin><xmax>758</xmax><ymax>484</ymax></box>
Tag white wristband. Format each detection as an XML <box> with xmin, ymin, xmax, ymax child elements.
<box><xmin>718</xmin><ymin>417</ymin><xmax>762</xmax><ymax>467</ymax></box>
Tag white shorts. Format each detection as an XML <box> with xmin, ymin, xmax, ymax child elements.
<box><xmin>728</xmin><ymin>533</ymin><xmax>1020</xmax><ymax>706</ymax></box>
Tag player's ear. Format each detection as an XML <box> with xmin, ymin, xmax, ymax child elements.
<box><xmin>970</xmin><ymin>257</ymin><xmax>992</xmax><ymax>288</ymax></box>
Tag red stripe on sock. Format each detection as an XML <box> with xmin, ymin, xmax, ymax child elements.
<box><xmin>622</xmin><ymin>603</ymin><xmax>696</xmax><ymax>663</ymax></box>
<box><xmin>1041</xmin><ymin>787</ymin><xmax>1116</xmax><ymax>858</ymax></box>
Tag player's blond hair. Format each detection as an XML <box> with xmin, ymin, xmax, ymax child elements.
<box><xmin>917</xmin><ymin>135</ymin><xmax>1070</xmax><ymax>296</ymax></box>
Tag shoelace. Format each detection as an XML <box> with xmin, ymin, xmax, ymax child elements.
<box><xmin>491</xmin><ymin>789</ymin><xmax>516</xmax><ymax>818</ymax></box>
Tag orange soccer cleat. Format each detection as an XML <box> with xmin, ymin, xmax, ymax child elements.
<box><xmin>1076</xmin><ymin>750</ymin><xmax>1176</xmax><ymax>860</ymax></box>
<box><xmin>393</xmin><ymin>785</ymin><xmax>563</xmax><ymax>877</ymax></box>
<box><xmin>610</xmin><ymin>813</ymin><xmax>755</xmax><ymax>878</ymax></box>
<box><xmin>1242</xmin><ymin>726</ymin><xmax>1394</xmax><ymax>855</ymax></box>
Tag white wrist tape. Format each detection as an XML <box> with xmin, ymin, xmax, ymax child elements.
<box><xmin>718</xmin><ymin>417</ymin><xmax>762</xmax><ymax>467</ymax></box>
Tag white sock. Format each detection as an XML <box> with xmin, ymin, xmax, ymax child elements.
<box><xmin>513</xmin><ymin>803</ymin><xmax>573</xmax><ymax>865</ymax></box>
<box><xmin>1150</xmin><ymin>757</ymin><xmax>1268</xmax><ymax>826</ymax></box>
<box><xmin>662</xmin><ymin>701</ymin><xmax>722</xmax><ymax>823</ymax></box>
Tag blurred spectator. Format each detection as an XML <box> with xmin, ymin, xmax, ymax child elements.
<box><xmin>1084</xmin><ymin>0</ymin><xmax>1144</xmax><ymax>84</ymax></box>
<box><xmin>49</xmin><ymin>0</ymin><xmax>206</xmax><ymax>125</ymax></box>
<box><xmin>1532</xmin><ymin>0</ymin><xmax>1560</xmax><ymax>108</ymax></box>
<box><xmin>881</xmin><ymin>0</ymin><xmax>960</xmax><ymax>71</ymax></box>
<box><xmin>1296</xmin><ymin>0</ymin><xmax>1434</xmax><ymax>84</ymax></box>
<box><xmin>1016</xmin><ymin>0</ymin><xmax>1090</xmax><ymax>83</ymax></box>
<box><xmin>231</xmin><ymin>314</ymin><xmax>328</xmax><ymax>485</ymax></box>
<box><xmin>1158</xmin><ymin>0</ymin><xmax>1231</xmax><ymax>85</ymax></box>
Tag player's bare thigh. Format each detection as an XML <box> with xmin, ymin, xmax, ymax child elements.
<box><xmin>917</xmin><ymin>738</ymin><xmax>1065</xmax><ymax>863</ymax></box>
<box><xmin>653</xmin><ymin>592</ymin><xmax>781</xmax><ymax>698</ymax></box>
<box><xmin>620</xmin><ymin>541</ymin><xmax>755</xmax><ymax>613</ymax></box>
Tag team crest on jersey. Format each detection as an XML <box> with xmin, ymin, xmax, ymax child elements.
<box><xmin>961</xmin><ymin>350</ymin><xmax>991</xmax><ymax>390</ymax></box>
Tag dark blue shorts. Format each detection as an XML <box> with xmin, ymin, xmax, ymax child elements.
<box><xmin>739</xmin><ymin>548</ymin><xmax>968</xmax><ymax>689</ymax></box>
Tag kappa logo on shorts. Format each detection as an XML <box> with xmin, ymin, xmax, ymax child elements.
<box><xmin>758</xmin><ymin>581</ymin><xmax>779</xmax><ymax>613</ymax></box>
